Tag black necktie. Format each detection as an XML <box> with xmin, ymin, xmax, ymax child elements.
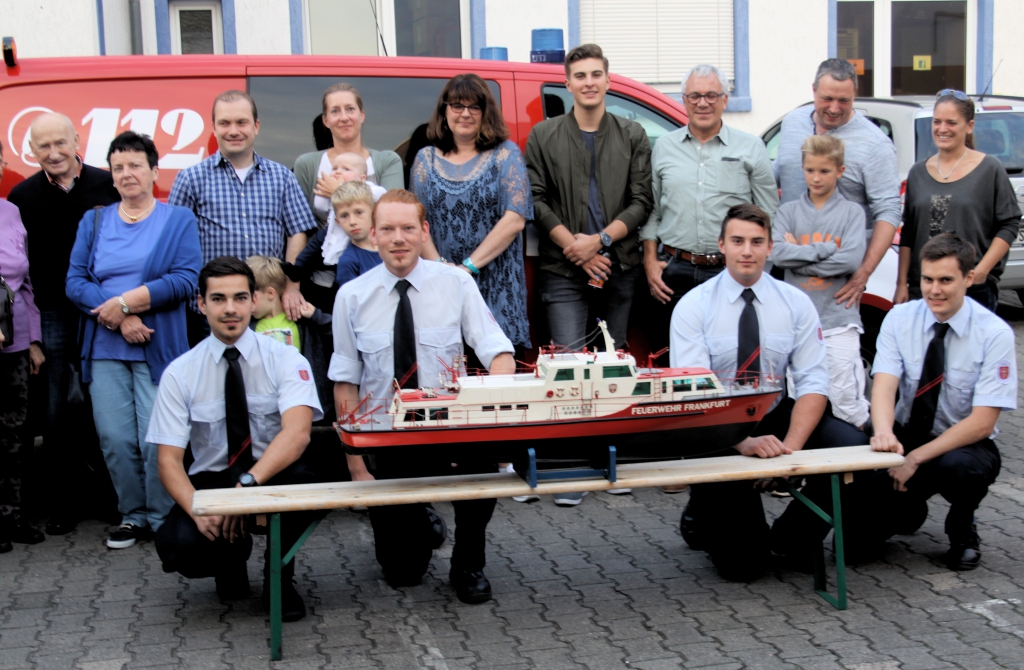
<box><xmin>394</xmin><ymin>279</ymin><xmax>418</xmax><ymax>389</ymax></box>
<box><xmin>223</xmin><ymin>347</ymin><xmax>253</xmax><ymax>482</ymax></box>
<box><xmin>908</xmin><ymin>322</ymin><xmax>950</xmax><ymax>436</ymax></box>
<box><xmin>737</xmin><ymin>288</ymin><xmax>761</xmax><ymax>385</ymax></box>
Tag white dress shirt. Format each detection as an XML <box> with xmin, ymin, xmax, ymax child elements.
<box><xmin>669</xmin><ymin>270</ymin><xmax>829</xmax><ymax>411</ymax></box>
<box><xmin>873</xmin><ymin>297</ymin><xmax>1017</xmax><ymax>438</ymax></box>
<box><xmin>146</xmin><ymin>328</ymin><xmax>323</xmax><ymax>475</ymax></box>
<box><xmin>329</xmin><ymin>259</ymin><xmax>514</xmax><ymax>418</ymax></box>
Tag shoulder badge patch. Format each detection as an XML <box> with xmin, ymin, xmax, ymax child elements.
<box><xmin>298</xmin><ymin>367</ymin><xmax>312</xmax><ymax>384</ymax></box>
<box><xmin>996</xmin><ymin>359</ymin><xmax>1011</xmax><ymax>384</ymax></box>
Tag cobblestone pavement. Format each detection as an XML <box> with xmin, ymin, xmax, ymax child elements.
<box><xmin>4</xmin><ymin>299</ymin><xmax>1024</xmax><ymax>670</ymax></box>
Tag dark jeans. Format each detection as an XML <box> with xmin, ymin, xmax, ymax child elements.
<box><xmin>539</xmin><ymin>264</ymin><xmax>639</xmax><ymax>350</ymax></box>
<box><xmin>367</xmin><ymin>453</ymin><xmax>497</xmax><ymax>583</ymax></box>
<box><xmin>0</xmin><ymin>351</ymin><xmax>29</xmax><ymax>516</ymax></box>
<box><xmin>682</xmin><ymin>397</ymin><xmax>866</xmax><ymax>581</ymax></box>
<box><xmin>641</xmin><ymin>253</ymin><xmax>725</xmax><ymax>355</ymax></box>
<box><xmin>155</xmin><ymin>453</ymin><xmax>323</xmax><ymax>580</ymax></box>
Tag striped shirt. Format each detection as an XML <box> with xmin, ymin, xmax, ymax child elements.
<box><xmin>775</xmin><ymin>108</ymin><xmax>902</xmax><ymax>233</ymax></box>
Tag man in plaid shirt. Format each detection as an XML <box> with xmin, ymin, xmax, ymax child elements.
<box><xmin>169</xmin><ymin>90</ymin><xmax>317</xmax><ymax>344</ymax></box>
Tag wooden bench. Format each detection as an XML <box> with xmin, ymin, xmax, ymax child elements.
<box><xmin>192</xmin><ymin>445</ymin><xmax>904</xmax><ymax>660</ymax></box>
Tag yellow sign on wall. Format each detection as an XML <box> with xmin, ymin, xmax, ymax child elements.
<box><xmin>913</xmin><ymin>55</ymin><xmax>932</xmax><ymax>71</ymax></box>
<box><xmin>847</xmin><ymin>59</ymin><xmax>865</xmax><ymax>75</ymax></box>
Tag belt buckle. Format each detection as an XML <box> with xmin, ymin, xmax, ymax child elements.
<box><xmin>693</xmin><ymin>252</ymin><xmax>711</xmax><ymax>266</ymax></box>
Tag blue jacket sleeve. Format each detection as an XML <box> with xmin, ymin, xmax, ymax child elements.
<box><xmin>65</xmin><ymin>209</ymin><xmax>114</xmax><ymax>313</ymax></box>
<box><xmin>145</xmin><ymin>209</ymin><xmax>203</xmax><ymax>310</ymax></box>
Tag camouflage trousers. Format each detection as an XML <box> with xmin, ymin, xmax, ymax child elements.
<box><xmin>0</xmin><ymin>351</ymin><xmax>29</xmax><ymax>516</ymax></box>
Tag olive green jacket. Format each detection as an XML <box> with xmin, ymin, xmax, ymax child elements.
<box><xmin>525</xmin><ymin>110</ymin><xmax>653</xmax><ymax>277</ymax></box>
<box><xmin>293</xmin><ymin>148</ymin><xmax>404</xmax><ymax>226</ymax></box>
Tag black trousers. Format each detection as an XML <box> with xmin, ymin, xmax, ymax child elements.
<box><xmin>636</xmin><ymin>253</ymin><xmax>725</xmax><ymax>356</ymax></box>
<box><xmin>367</xmin><ymin>453</ymin><xmax>497</xmax><ymax>583</ymax></box>
<box><xmin>155</xmin><ymin>454</ymin><xmax>323</xmax><ymax>580</ymax></box>
<box><xmin>683</xmin><ymin>397</ymin><xmax>866</xmax><ymax>581</ymax></box>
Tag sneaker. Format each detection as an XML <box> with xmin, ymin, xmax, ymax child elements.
<box><xmin>553</xmin><ymin>491</ymin><xmax>588</xmax><ymax>507</ymax></box>
<box><xmin>607</xmin><ymin>488</ymin><xmax>632</xmax><ymax>495</ymax></box>
<box><xmin>106</xmin><ymin>523</ymin><xmax>148</xmax><ymax>549</ymax></box>
<box><xmin>512</xmin><ymin>494</ymin><xmax>541</xmax><ymax>503</ymax></box>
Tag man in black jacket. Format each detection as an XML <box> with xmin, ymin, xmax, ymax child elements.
<box><xmin>7</xmin><ymin>113</ymin><xmax>120</xmax><ymax>535</ymax></box>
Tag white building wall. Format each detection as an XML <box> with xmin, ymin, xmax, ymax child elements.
<box><xmin>234</xmin><ymin>0</ymin><xmax>292</xmax><ymax>54</ymax></box>
<box><xmin>103</xmin><ymin>0</ymin><xmax>134</xmax><ymax>56</ymax></box>
<box><xmin>723</xmin><ymin>0</ymin><xmax>827</xmax><ymax>136</ymax></box>
<box><xmin>140</xmin><ymin>0</ymin><xmax>159</xmax><ymax>54</ymax></box>
<box><xmin>485</xmin><ymin>0</ymin><xmax>569</xmax><ymax>64</ymax></box>
<box><xmin>2</xmin><ymin>0</ymin><xmax>100</xmax><ymax>58</ymax></box>
<box><xmin>992</xmin><ymin>0</ymin><xmax>1024</xmax><ymax>97</ymax></box>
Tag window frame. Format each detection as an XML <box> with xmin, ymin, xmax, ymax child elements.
<box><xmin>169</xmin><ymin>0</ymin><xmax>224</xmax><ymax>55</ymax></box>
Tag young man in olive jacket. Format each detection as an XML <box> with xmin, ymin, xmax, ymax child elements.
<box><xmin>526</xmin><ymin>44</ymin><xmax>653</xmax><ymax>357</ymax></box>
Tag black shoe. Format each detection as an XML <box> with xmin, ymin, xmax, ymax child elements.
<box><xmin>0</xmin><ymin>539</ymin><xmax>11</xmax><ymax>554</ymax></box>
<box><xmin>426</xmin><ymin>506</ymin><xmax>447</xmax><ymax>550</ymax></box>
<box><xmin>450</xmin><ymin>568</ymin><xmax>492</xmax><ymax>604</ymax></box>
<box><xmin>106</xmin><ymin>523</ymin><xmax>150</xmax><ymax>549</ymax></box>
<box><xmin>262</xmin><ymin>579</ymin><xmax>306</xmax><ymax>622</ymax></box>
<box><xmin>7</xmin><ymin>519</ymin><xmax>45</xmax><ymax>545</ymax></box>
<box><xmin>947</xmin><ymin>544</ymin><xmax>981</xmax><ymax>571</ymax></box>
<box><xmin>45</xmin><ymin>514</ymin><xmax>78</xmax><ymax>536</ymax></box>
<box><xmin>679</xmin><ymin>503</ymin><xmax>704</xmax><ymax>551</ymax></box>
<box><xmin>215</xmin><ymin>564</ymin><xmax>250</xmax><ymax>600</ymax></box>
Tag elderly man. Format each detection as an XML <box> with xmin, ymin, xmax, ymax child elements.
<box><xmin>7</xmin><ymin>113</ymin><xmax>121</xmax><ymax>536</ymax></box>
<box><xmin>169</xmin><ymin>90</ymin><xmax>317</xmax><ymax>345</ymax></box>
<box><xmin>638</xmin><ymin>64</ymin><xmax>778</xmax><ymax>354</ymax></box>
<box><xmin>775</xmin><ymin>58</ymin><xmax>901</xmax><ymax>308</ymax></box>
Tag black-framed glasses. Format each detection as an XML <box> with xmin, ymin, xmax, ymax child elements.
<box><xmin>448</xmin><ymin>102</ymin><xmax>483</xmax><ymax>115</ymax></box>
<box><xmin>937</xmin><ymin>89</ymin><xmax>969</xmax><ymax>101</ymax></box>
<box><xmin>683</xmin><ymin>92</ymin><xmax>723</xmax><ymax>104</ymax></box>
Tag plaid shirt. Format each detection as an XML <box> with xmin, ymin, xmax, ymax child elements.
<box><xmin>168</xmin><ymin>150</ymin><xmax>317</xmax><ymax>264</ymax></box>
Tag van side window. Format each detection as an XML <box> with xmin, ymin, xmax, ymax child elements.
<box><xmin>542</xmin><ymin>84</ymin><xmax>679</xmax><ymax>148</ymax></box>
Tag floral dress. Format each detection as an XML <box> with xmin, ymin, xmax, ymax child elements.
<box><xmin>411</xmin><ymin>140</ymin><xmax>534</xmax><ymax>347</ymax></box>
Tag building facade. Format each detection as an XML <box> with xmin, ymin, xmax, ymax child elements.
<box><xmin>4</xmin><ymin>0</ymin><xmax>1020</xmax><ymax>135</ymax></box>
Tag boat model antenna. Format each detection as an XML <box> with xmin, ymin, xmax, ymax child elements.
<box><xmin>339</xmin><ymin>393</ymin><xmax>382</xmax><ymax>425</ymax></box>
<box><xmin>597</xmin><ymin>319</ymin><xmax>615</xmax><ymax>353</ymax></box>
<box><xmin>646</xmin><ymin>346</ymin><xmax>669</xmax><ymax>369</ymax></box>
<box><xmin>393</xmin><ymin>362</ymin><xmax>418</xmax><ymax>391</ymax></box>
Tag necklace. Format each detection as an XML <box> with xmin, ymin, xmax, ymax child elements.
<box><xmin>937</xmin><ymin>148</ymin><xmax>968</xmax><ymax>180</ymax></box>
<box><xmin>119</xmin><ymin>200</ymin><xmax>155</xmax><ymax>222</ymax></box>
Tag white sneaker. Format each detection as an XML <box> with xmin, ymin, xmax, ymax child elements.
<box><xmin>607</xmin><ymin>488</ymin><xmax>632</xmax><ymax>495</ymax></box>
<box><xmin>553</xmin><ymin>491</ymin><xmax>588</xmax><ymax>506</ymax></box>
<box><xmin>512</xmin><ymin>494</ymin><xmax>541</xmax><ymax>503</ymax></box>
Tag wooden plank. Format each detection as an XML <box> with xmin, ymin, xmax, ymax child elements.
<box><xmin>192</xmin><ymin>445</ymin><xmax>903</xmax><ymax>516</ymax></box>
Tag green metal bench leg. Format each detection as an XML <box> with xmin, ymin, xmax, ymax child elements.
<box><xmin>783</xmin><ymin>473</ymin><xmax>847</xmax><ymax>610</ymax></box>
<box><xmin>268</xmin><ymin>514</ymin><xmax>322</xmax><ymax>661</ymax></box>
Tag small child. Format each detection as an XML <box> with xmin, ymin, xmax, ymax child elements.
<box><xmin>770</xmin><ymin>135</ymin><xmax>870</xmax><ymax>429</ymax></box>
<box><xmin>313</xmin><ymin>152</ymin><xmax>387</xmax><ymax>226</ymax></box>
<box><xmin>331</xmin><ymin>181</ymin><xmax>382</xmax><ymax>286</ymax></box>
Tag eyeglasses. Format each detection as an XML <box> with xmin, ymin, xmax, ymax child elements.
<box><xmin>683</xmin><ymin>92</ymin><xmax>723</xmax><ymax>104</ymax></box>
<box><xmin>937</xmin><ymin>89</ymin><xmax>969</xmax><ymax>101</ymax></box>
<box><xmin>448</xmin><ymin>102</ymin><xmax>483</xmax><ymax>115</ymax></box>
<box><xmin>0</xmin><ymin>160</ymin><xmax>7</xmax><ymax>167</ymax></box>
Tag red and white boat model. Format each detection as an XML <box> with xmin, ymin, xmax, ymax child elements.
<box><xmin>336</xmin><ymin>321</ymin><xmax>781</xmax><ymax>461</ymax></box>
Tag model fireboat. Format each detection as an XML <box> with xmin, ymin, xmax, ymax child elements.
<box><xmin>335</xmin><ymin>321</ymin><xmax>781</xmax><ymax>461</ymax></box>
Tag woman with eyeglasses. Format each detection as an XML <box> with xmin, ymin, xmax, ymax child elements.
<box><xmin>410</xmin><ymin>73</ymin><xmax>534</xmax><ymax>353</ymax></box>
<box><xmin>896</xmin><ymin>89</ymin><xmax>1021</xmax><ymax>310</ymax></box>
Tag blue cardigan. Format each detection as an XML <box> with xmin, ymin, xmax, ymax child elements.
<box><xmin>66</xmin><ymin>203</ymin><xmax>202</xmax><ymax>385</ymax></box>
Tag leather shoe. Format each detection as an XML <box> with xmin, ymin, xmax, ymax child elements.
<box><xmin>679</xmin><ymin>503</ymin><xmax>704</xmax><ymax>551</ymax></box>
<box><xmin>426</xmin><ymin>506</ymin><xmax>447</xmax><ymax>550</ymax></box>
<box><xmin>947</xmin><ymin>544</ymin><xmax>982</xmax><ymax>571</ymax></box>
<box><xmin>7</xmin><ymin>519</ymin><xmax>44</xmax><ymax>545</ymax></box>
<box><xmin>45</xmin><ymin>514</ymin><xmax>78</xmax><ymax>536</ymax></box>
<box><xmin>262</xmin><ymin>579</ymin><xmax>306</xmax><ymax>622</ymax></box>
<box><xmin>215</xmin><ymin>564</ymin><xmax>250</xmax><ymax>600</ymax></box>
<box><xmin>450</xmin><ymin>568</ymin><xmax>492</xmax><ymax>604</ymax></box>
<box><xmin>0</xmin><ymin>539</ymin><xmax>11</xmax><ymax>554</ymax></box>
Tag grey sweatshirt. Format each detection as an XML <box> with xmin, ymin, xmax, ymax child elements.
<box><xmin>770</xmin><ymin>189</ymin><xmax>866</xmax><ymax>330</ymax></box>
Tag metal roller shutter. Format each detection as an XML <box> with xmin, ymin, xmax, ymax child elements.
<box><xmin>579</xmin><ymin>0</ymin><xmax>735</xmax><ymax>88</ymax></box>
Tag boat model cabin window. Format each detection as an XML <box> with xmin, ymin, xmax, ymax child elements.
<box><xmin>553</xmin><ymin>369</ymin><xmax>575</xmax><ymax>382</ymax></box>
<box><xmin>516</xmin><ymin>404</ymin><xmax>529</xmax><ymax>410</ymax></box>
<box><xmin>403</xmin><ymin>409</ymin><xmax>426</xmax><ymax>422</ymax></box>
<box><xmin>602</xmin><ymin>365</ymin><xmax>633</xmax><ymax>378</ymax></box>
<box><xmin>584</xmin><ymin>369</ymin><xmax>591</xmax><ymax>380</ymax></box>
<box><xmin>696</xmin><ymin>377</ymin><xmax>717</xmax><ymax>390</ymax></box>
<box><xmin>673</xmin><ymin>379</ymin><xmax>693</xmax><ymax>392</ymax></box>
<box><xmin>482</xmin><ymin>405</ymin><xmax>495</xmax><ymax>411</ymax></box>
<box><xmin>500</xmin><ymin>405</ymin><xmax>512</xmax><ymax>411</ymax></box>
<box><xmin>632</xmin><ymin>382</ymin><xmax>651</xmax><ymax>395</ymax></box>
<box><xmin>428</xmin><ymin>408</ymin><xmax>448</xmax><ymax>420</ymax></box>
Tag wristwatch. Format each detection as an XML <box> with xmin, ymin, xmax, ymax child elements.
<box><xmin>238</xmin><ymin>473</ymin><xmax>259</xmax><ymax>487</ymax></box>
<box><xmin>118</xmin><ymin>296</ymin><xmax>130</xmax><ymax>314</ymax></box>
<box><xmin>599</xmin><ymin>231</ymin><xmax>613</xmax><ymax>248</ymax></box>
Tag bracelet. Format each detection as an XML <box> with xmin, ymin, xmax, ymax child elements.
<box><xmin>461</xmin><ymin>257</ymin><xmax>480</xmax><ymax>275</ymax></box>
<box><xmin>436</xmin><ymin>257</ymin><xmax>447</xmax><ymax>264</ymax></box>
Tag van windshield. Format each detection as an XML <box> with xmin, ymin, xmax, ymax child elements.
<box><xmin>915</xmin><ymin>112</ymin><xmax>1024</xmax><ymax>174</ymax></box>
<box><xmin>248</xmin><ymin>76</ymin><xmax>501</xmax><ymax>177</ymax></box>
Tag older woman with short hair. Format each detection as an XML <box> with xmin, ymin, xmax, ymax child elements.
<box><xmin>66</xmin><ymin>131</ymin><xmax>202</xmax><ymax>550</ymax></box>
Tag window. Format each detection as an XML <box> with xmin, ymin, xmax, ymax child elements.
<box><xmin>584</xmin><ymin>369</ymin><xmax>591</xmax><ymax>380</ymax></box>
<box><xmin>429</xmin><ymin>408</ymin><xmax>448</xmax><ymax>420</ymax></box>
<box><xmin>762</xmin><ymin>121</ymin><xmax>783</xmax><ymax>162</ymax></box>
<box><xmin>404</xmin><ymin>409</ymin><xmax>426</xmax><ymax>422</ymax></box>
<box><xmin>248</xmin><ymin>76</ymin><xmax>500</xmax><ymax>176</ymax></box>
<box><xmin>554</xmin><ymin>369</ymin><xmax>575</xmax><ymax>382</ymax></box>
<box><xmin>696</xmin><ymin>377</ymin><xmax>717</xmax><ymax>390</ymax></box>
<box><xmin>632</xmin><ymin>382</ymin><xmax>651</xmax><ymax>395</ymax></box>
<box><xmin>482</xmin><ymin>405</ymin><xmax>495</xmax><ymax>411</ymax></box>
<box><xmin>395</xmin><ymin>0</ymin><xmax>461</xmax><ymax>58</ymax></box>
<box><xmin>170</xmin><ymin>1</ymin><xmax>223</xmax><ymax>55</ymax></box>
<box><xmin>602</xmin><ymin>365</ymin><xmax>633</xmax><ymax>379</ymax></box>
<box><xmin>891</xmin><ymin>1</ymin><xmax>966</xmax><ymax>96</ymax></box>
<box><xmin>673</xmin><ymin>379</ymin><xmax>692</xmax><ymax>393</ymax></box>
<box><xmin>307</xmin><ymin>0</ymin><xmax>379</xmax><ymax>55</ymax></box>
<box><xmin>542</xmin><ymin>85</ymin><xmax>679</xmax><ymax>149</ymax></box>
<box><xmin>838</xmin><ymin>1</ymin><xmax>875</xmax><ymax>97</ymax></box>
<box><xmin>499</xmin><ymin>405</ymin><xmax>512</xmax><ymax>411</ymax></box>
<box><xmin>516</xmin><ymin>404</ymin><xmax>529</xmax><ymax>410</ymax></box>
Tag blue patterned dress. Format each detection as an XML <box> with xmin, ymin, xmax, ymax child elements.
<box><xmin>411</xmin><ymin>140</ymin><xmax>534</xmax><ymax>347</ymax></box>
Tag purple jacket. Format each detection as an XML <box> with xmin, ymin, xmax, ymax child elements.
<box><xmin>0</xmin><ymin>198</ymin><xmax>41</xmax><ymax>353</ymax></box>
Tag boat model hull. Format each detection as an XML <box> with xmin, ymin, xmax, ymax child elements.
<box><xmin>338</xmin><ymin>389</ymin><xmax>781</xmax><ymax>462</ymax></box>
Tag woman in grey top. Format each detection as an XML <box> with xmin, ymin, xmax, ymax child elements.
<box><xmin>293</xmin><ymin>83</ymin><xmax>405</xmax><ymax>227</ymax></box>
<box><xmin>897</xmin><ymin>90</ymin><xmax>1021</xmax><ymax>311</ymax></box>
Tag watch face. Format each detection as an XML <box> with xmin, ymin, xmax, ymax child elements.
<box><xmin>239</xmin><ymin>473</ymin><xmax>256</xmax><ymax>487</ymax></box>
<box><xmin>600</xmin><ymin>232</ymin><xmax>612</xmax><ymax>247</ymax></box>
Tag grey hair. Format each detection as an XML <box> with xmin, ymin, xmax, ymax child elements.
<box><xmin>682</xmin><ymin>64</ymin><xmax>730</xmax><ymax>95</ymax></box>
<box><xmin>813</xmin><ymin>58</ymin><xmax>858</xmax><ymax>92</ymax></box>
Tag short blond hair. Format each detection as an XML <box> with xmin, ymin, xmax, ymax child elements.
<box><xmin>801</xmin><ymin>134</ymin><xmax>845</xmax><ymax>169</ymax></box>
<box><xmin>331</xmin><ymin>180</ymin><xmax>375</xmax><ymax>212</ymax></box>
<box><xmin>245</xmin><ymin>255</ymin><xmax>287</xmax><ymax>294</ymax></box>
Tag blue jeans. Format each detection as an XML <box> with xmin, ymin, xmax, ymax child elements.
<box><xmin>90</xmin><ymin>360</ymin><xmax>172</xmax><ymax>530</ymax></box>
<box><xmin>539</xmin><ymin>265</ymin><xmax>639</xmax><ymax>349</ymax></box>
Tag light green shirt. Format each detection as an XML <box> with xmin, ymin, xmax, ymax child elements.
<box><xmin>256</xmin><ymin>312</ymin><xmax>301</xmax><ymax>351</ymax></box>
<box><xmin>638</xmin><ymin>124</ymin><xmax>779</xmax><ymax>255</ymax></box>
